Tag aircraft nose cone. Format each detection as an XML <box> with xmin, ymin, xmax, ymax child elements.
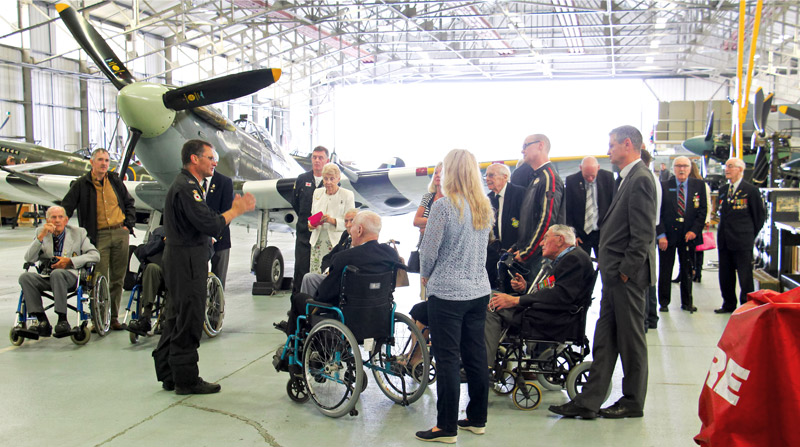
<box><xmin>118</xmin><ymin>83</ymin><xmax>175</xmax><ymax>138</ymax></box>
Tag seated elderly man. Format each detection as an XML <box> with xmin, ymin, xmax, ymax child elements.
<box><xmin>297</xmin><ymin>208</ymin><xmax>359</xmax><ymax>296</ymax></box>
<box><xmin>278</xmin><ymin>210</ymin><xmax>400</xmax><ymax>336</ymax></box>
<box><xmin>485</xmin><ymin>225</ymin><xmax>594</xmax><ymax>365</ymax></box>
<box><xmin>18</xmin><ymin>206</ymin><xmax>100</xmax><ymax>337</ymax></box>
<box><xmin>127</xmin><ymin>226</ymin><xmax>167</xmax><ymax>336</ymax></box>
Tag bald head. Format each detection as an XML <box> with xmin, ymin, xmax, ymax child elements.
<box><xmin>580</xmin><ymin>156</ymin><xmax>600</xmax><ymax>183</ymax></box>
<box><xmin>351</xmin><ymin>211</ymin><xmax>381</xmax><ymax>246</ymax></box>
<box><xmin>521</xmin><ymin>134</ymin><xmax>551</xmax><ymax>169</ymax></box>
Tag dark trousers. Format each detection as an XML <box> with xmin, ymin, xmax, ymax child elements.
<box><xmin>578</xmin><ymin>230</ymin><xmax>600</xmax><ymax>259</ymax></box>
<box><xmin>292</xmin><ymin>230</ymin><xmax>311</xmax><ymax>293</ymax></box>
<box><xmin>485</xmin><ymin>243</ymin><xmax>501</xmax><ymax>290</ymax></box>
<box><xmin>658</xmin><ymin>241</ymin><xmax>695</xmax><ymax>308</ymax></box>
<box><xmin>210</xmin><ymin>248</ymin><xmax>230</xmax><ymax>289</ymax></box>
<box><xmin>718</xmin><ymin>247</ymin><xmax>754</xmax><ymax>310</ymax></box>
<box><xmin>153</xmin><ymin>245</ymin><xmax>207</xmax><ymax>387</ymax></box>
<box><xmin>427</xmin><ymin>295</ymin><xmax>489</xmax><ymax>432</ymax></box>
<box><xmin>287</xmin><ymin>292</ymin><xmax>315</xmax><ymax>334</ymax></box>
<box><xmin>694</xmin><ymin>250</ymin><xmax>704</xmax><ymax>279</ymax></box>
<box><xmin>575</xmin><ymin>271</ymin><xmax>648</xmax><ymax>412</ymax></box>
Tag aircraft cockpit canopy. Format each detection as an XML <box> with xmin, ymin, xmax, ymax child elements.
<box><xmin>234</xmin><ymin>118</ymin><xmax>277</xmax><ymax>155</ymax></box>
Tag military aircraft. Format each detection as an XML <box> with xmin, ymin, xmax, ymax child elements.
<box><xmin>0</xmin><ymin>2</ymin><xmax>610</xmax><ymax>294</ymax></box>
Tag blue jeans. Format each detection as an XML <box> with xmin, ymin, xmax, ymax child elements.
<box><xmin>427</xmin><ymin>295</ymin><xmax>489</xmax><ymax>432</ymax></box>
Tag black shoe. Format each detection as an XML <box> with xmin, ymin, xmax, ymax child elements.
<box><xmin>457</xmin><ymin>419</ymin><xmax>485</xmax><ymax>435</ymax></box>
<box><xmin>273</xmin><ymin>320</ymin><xmax>290</xmax><ymax>335</ymax></box>
<box><xmin>647</xmin><ymin>321</ymin><xmax>658</xmax><ymax>329</ymax></box>
<box><xmin>175</xmin><ymin>377</ymin><xmax>221</xmax><ymax>395</ymax></box>
<box><xmin>599</xmin><ymin>401</ymin><xmax>644</xmax><ymax>419</ymax></box>
<box><xmin>127</xmin><ymin>319</ymin><xmax>151</xmax><ymax>336</ymax></box>
<box><xmin>273</xmin><ymin>346</ymin><xmax>289</xmax><ymax>372</ymax></box>
<box><xmin>714</xmin><ymin>307</ymin><xmax>734</xmax><ymax>314</ymax></box>
<box><xmin>162</xmin><ymin>381</ymin><xmax>175</xmax><ymax>391</ymax></box>
<box><xmin>659</xmin><ymin>306</ymin><xmax>669</xmax><ymax>312</ymax></box>
<box><xmin>681</xmin><ymin>305</ymin><xmax>698</xmax><ymax>313</ymax></box>
<box><xmin>693</xmin><ymin>275</ymin><xmax>702</xmax><ymax>283</ymax></box>
<box><xmin>54</xmin><ymin>321</ymin><xmax>71</xmax><ymax>337</ymax></box>
<box><xmin>548</xmin><ymin>401</ymin><xmax>597</xmax><ymax>419</ymax></box>
<box><xmin>110</xmin><ymin>318</ymin><xmax>126</xmax><ymax>331</ymax></box>
<box><xmin>671</xmin><ymin>276</ymin><xmax>680</xmax><ymax>283</ymax></box>
<box><xmin>415</xmin><ymin>428</ymin><xmax>457</xmax><ymax>444</ymax></box>
<box><xmin>32</xmin><ymin>321</ymin><xmax>52</xmax><ymax>337</ymax></box>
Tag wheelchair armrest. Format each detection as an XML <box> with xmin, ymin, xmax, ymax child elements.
<box><xmin>306</xmin><ymin>299</ymin><xmax>337</xmax><ymax>309</ymax></box>
<box><xmin>23</xmin><ymin>262</ymin><xmax>35</xmax><ymax>271</ymax></box>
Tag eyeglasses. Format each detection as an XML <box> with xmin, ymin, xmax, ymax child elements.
<box><xmin>196</xmin><ymin>154</ymin><xmax>216</xmax><ymax>162</ymax></box>
<box><xmin>674</xmin><ymin>164</ymin><xmax>691</xmax><ymax>168</ymax></box>
<box><xmin>522</xmin><ymin>140</ymin><xmax>540</xmax><ymax>150</ymax></box>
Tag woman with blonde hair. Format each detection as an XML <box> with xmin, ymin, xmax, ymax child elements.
<box><xmin>308</xmin><ymin>163</ymin><xmax>355</xmax><ymax>273</ymax></box>
<box><xmin>412</xmin><ymin>162</ymin><xmax>444</xmax><ymax>297</ymax></box>
<box><xmin>416</xmin><ymin>149</ymin><xmax>493</xmax><ymax>443</ymax></box>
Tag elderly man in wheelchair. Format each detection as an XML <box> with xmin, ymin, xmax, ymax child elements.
<box><xmin>485</xmin><ymin>225</ymin><xmax>596</xmax><ymax>406</ymax></box>
<box><xmin>127</xmin><ymin>226</ymin><xmax>167</xmax><ymax>337</ymax></box>
<box><xmin>17</xmin><ymin>206</ymin><xmax>100</xmax><ymax>338</ymax></box>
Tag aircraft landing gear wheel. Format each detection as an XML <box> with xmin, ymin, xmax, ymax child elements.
<box><xmin>512</xmin><ymin>381</ymin><xmax>542</xmax><ymax>410</ymax></box>
<box><xmin>492</xmin><ymin>369</ymin><xmax>516</xmax><ymax>395</ymax></box>
<box><xmin>71</xmin><ymin>325</ymin><xmax>91</xmax><ymax>346</ymax></box>
<box><xmin>255</xmin><ymin>246</ymin><xmax>284</xmax><ymax>286</ymax></box>
<box><xmin>203</xmin><ymin>274</ymin><xmax>225</xmax><ymax>338</ymax></box>
<box><xmin>287</xmin><ymin>377</ymin><xmax>309</xmax><ymax>403</ymax></box>
<box><xmin>90</xmin><ymin>275</ymin><xmax>111</xmax><ymax>336</ymax></box>
<box><xmin>9</xmin><ymin>328</ymin><xmax>24</xmax><ymax>346</ymax></box>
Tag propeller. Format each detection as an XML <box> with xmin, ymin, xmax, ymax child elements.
<box><xmin>778</xmin><ymin>105</ymin><xmax>800</xmax><ymax>120</ymax></box>
<box><xmin>751</xmin><ymin>146</ymin><xmax>769</xmax><ymax>187</ymax></box>
<box><xmin>162</xmin><ymin>69</ymin><xmax>282</xmax><ymax>111</ymax></box>
<box><xmin>752</xmin><ymin>88</ymin><xmax>765</xmax><ymax>136</ymax></box>
<box><xmin>704</xmin><ymin>109</ymin><xmax>714</xmax><ymax>142</ymax></box>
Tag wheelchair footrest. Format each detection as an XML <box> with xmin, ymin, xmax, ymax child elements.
<box><xmin>13</xmin><ymin>328</ymin><xmax>40</xmax><ymax>340</ymax></box>
<box><xmin>52</xmin><ymin>327</ymin><xmax>81</xmax><ymax>339</ymax></box>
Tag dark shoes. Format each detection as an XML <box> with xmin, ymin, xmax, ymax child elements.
<box><xmin>714</xmin><ymin>307</ymin><xmax>734</xmax><ymax>314</ymax></box>
<box><xmin>681</xmin><ymin>305</ymin><xmax>698</xmax><ymax>313</ymax></box>
<box><xmin>548</xmin><ymin>401</ymin><xmax>597</xmax><ymax>419</ymax></box>
<box><xmin>415</xmin><ymin>428</ymin><xmax>457</xmax><ymax>444</ymax></box>
<box><xmin>175</xmin><ymin>377</ymin><xmax>221</xmax><ymax>395</ymax></box>
<box><xmin>659</xmin><ymin>306</ymin><xmax>669</xmax><ymax>312</ymax></box>
<box><xmin>162</xmin><ymin>381</ymin><xmax>175</xmax><ymax>391</ymax></box>
<box><xmin>110</xmin><ymin>318</ymin><xmax>126</xmax><ymax>331</ymax></box>
<box><xmin>31</xmin><ymin>321</ymin><xmax>52</xmax><ymax>337</ymax></box>
<box><xmin>54</xmin><ymin>321</ymin><xmax>71</xmax><ymax>337</ymax></box>
<box><xmin>599</xmin><ymin>401</ymin><xmax>644</xmax><ymax>419</ymax></box>
<box><xmin>457</xmin><ymin>419</ymin><xmax>485</xmax><ymax>435</ymax></box>
<box><xmin>273</xmin><ymin>320</ymin><xmax>289</xmax><ymax>335</ymax></box>
<box><xmin>127</xmin><ymin>319</ymin><xmax>151</xmax><ymax>336</ymax></box>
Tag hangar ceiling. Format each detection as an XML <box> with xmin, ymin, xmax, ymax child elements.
<box><xmin>11</xmin><ymin>0</ymin><xmax>800</xmax><ymax>101</ymax></box>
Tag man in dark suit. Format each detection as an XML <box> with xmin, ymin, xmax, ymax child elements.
<box><xmin>291</xmin><ymin>146</ymin><xmax>329</xmax><ymax>292</ymax></box>
<box><xmin>485</xmin><ymin>225</ymin><xmax>594</xmax><ymax>365</ymax></box>
<box><xmin>565</xmin><ymin>156</ymin><xmax>616</xmax><ymax>257</ymax></box>
<box><xmin>656</xmin><ymin>156</ymin><xmax>707</xmax><ymax>313</ymax></box>
<box><xmin>281</xmin><ymin>211</ymin><xmax>400</xmax><ymax>334</ymax></box>
<box><xmin>205</xmin><ymin>170</ymin><xmax>234</xmax><ymax>288</ymax></box>
<box><xmin>550</xmin><ymin>125</ymin><xmax>656</xmax><ymax>420</ymax></box>
<box><xmin>715</xmin><ymin>157</ymin><xmax>766</xmax><ymax>313</ymax></box>
<box><xmin>485</xmin><ymin>163</ymin><xmax>525</xmax><ymax>289</ymax></box>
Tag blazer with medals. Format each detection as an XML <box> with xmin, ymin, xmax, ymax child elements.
<box><xmin>565</xmin><ymin>169</ymin><xmax>616</xmax><ymax>240</ymax></box>
<box><xmin>24</xmin><ymin>225</ymin><xmax>100</xmax><ymax>276</ymax></box>
<box><xmin>656</xmin><ymin>177</ymin><xmax>707</xmax><ymax>247</ymax></box>
<box><xmin>717</xmin><ymin>181</ymin><xmax>766</xmax><ymax>251</ymax></box>
<box><xmin>205</xmin><ymin>171</ymin><xmax>234</xmax><ymax>251</ymax></box>
<box><xmin>598</xmin><ymin>160</ymin><xmax>657</xmax><ymax>287</ymax></box>
<box><xmin>489</xmin><ymin>182</ymin><xmax>525</xmax><ymax>250</ymax></box>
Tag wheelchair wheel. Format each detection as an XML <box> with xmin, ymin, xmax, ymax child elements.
<box><xmin>538</xmin><ymin>350</ymin><xmax>573</xmax><ymax>391</ymax></box>
<box><xmin>9</xmin><ymin>327</ymin><xmax>24</xmax><ymax>346</ymax></box>
<box><xmin>287</xmin><ymin>377</ymin><xmax>310</xmax><ymax>403</ymax></box>
<box><xmin>90</xmin><ymin>274</ymin><xmax>111</xmax><ymax>337</ymax></box>
<box><xmin>71</xmin><ymin>325</ymin><xmax>91</xmax><ymax>346</ymax></box>
<box><xmin>203</xmin><ymin>274</ymin><xmax>224</xmax><ymax>338</ymax></box>
<box><xmin>566</xmin><ymin>361</ymin><xmax>611</xmax><ymax>401</ymax></box>
<box><xmin>129</xmin><ymin>331</ymin><xmax>139</xmax><ymax>344</ymax></box>
<box><xmin>492</xmin><ymin>369</ymin><xmax>516</xmax><ymax>395</ymax></box>
<box><xmin>412</xmin><ymin>359</ymin><xmax>436</xmax><ymax>385</ymax></box>
<box><xmin>371</xmin><ymin>313</ymin><xmax>430</xmax><ymax>405</ymax></box>
<box><xmin>303</xmin><ymin>319</ymin><xmax>363</xmax><ymax>418</ymax></box>
<box><xmin>512</xmin><ymin>381</ymin><xmax>542</xmax><ymax>410</ymax></box>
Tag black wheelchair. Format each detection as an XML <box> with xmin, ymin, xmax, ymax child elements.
<box><xmin>490</xmin><ymin>265</ymin><xmax>609</xmax><ymax>410</ymax></box>
<box><xmin>275</xmin><ymin>264</ymin><xmax>430</xmax><ymax>418</ymax></box>
<box><xmin>9</xmin><ymin>262</ymin><xmax>111</xmax><ymax>346</ymax></box>
<box><xmin>123</xmin><ymin>264</ymin><xmax>225</xmax><ymax>344</ymax></box>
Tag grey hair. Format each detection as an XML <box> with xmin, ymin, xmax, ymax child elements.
<box><xmin>46</xmin><ymin>205</ymin><xmax>66</xmax><ymax>219</ymax></box>
<box><xmin>353</xmin><ymin>210</ymin><xmax>381</xmax><ymax>235</ymax></box>
<box><xmin>321</xmin><ymin>162</ymin><xmax>341</xmax><ymax>179</ymax></box>
<box><xmin>610</xmin><ymin>125</ymin><xmax>643</xmax><ymax>153</ymax></box>
<box><xmin>487</xmin><ymin>163</ymin><xmax>511</xmax><ymax>178</ymax></box>
<box><xmin>580</xmin><ymin>156</ymin><xmax>599</xmax><ymax>167</ymax></box>
<box><xmin>673</xmin><ymin>156</ymin><xmax>691</xmax><ymax>168</ymax></box>
<box><xmin>549</xmin><ymin>224</ymin><xmax>576</xmax><ymax>246</ymax></box>
<box><xmin>90</xmin><ymin>148</ymin><xmax>109</xmax><ymax>160</ymax></box>
<box><xmin>345</xmin><ymin>208</ymin><xmax>360</xmax><ymax>217</ymax></box>
<box><xmin>726</xmin><ymin>158</ymin><xmax>746</xmax><ymax>169</ymax></box>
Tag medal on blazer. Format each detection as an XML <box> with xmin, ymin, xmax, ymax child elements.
<box><xmin>693</xmin><ymin>193</ymin><xmax>700</xmax><ymax>208</ymax></box>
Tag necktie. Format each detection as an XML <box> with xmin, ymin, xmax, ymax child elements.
<box><xmin>584</xmin><ymin>183</ymin><xmax>596</xmax><ymax>235</ymax></box>
<box><xmin>201</xmin><ymin>179</ymin><xmax>208</xmax><ymax>200</ymax></box>
<box><xmin>678</xmin><ymin>182</ymin><xmax>685</xmax><ymax>217</ymax></box>
<box><xmin>615</xmin><ymin>175</ymin><xmax>622</xmax><ymax>188</ymax></box>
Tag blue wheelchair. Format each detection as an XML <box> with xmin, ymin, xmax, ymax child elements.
<box><xmin>275</xmin><ymin>265</ymin><xmax>430</xmax><ymax>418</ymax></box>
<box><xmin>9</xmin><ymin>262</ymin><xmax>110</xmax><ymax>346</ymax></box>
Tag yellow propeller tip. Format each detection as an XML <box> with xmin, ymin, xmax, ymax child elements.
<box><xmin>55</xmin><ymin>3</ymin><xmax>71</xmax><ymax>13</ymax></box>
<box><xmin>272</xmin><ymin>68</ymin><xmax>282</xmax><ymax>82</ymax></box>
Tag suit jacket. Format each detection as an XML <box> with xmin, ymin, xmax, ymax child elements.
<box><xmin>565</xmin><ymin>169</ymin><xmax>616</xmax><ymax>239</ymax></box>
<box><xmin>656</xmin><ymin>177</ymin><xmax>707</xmax><ymax>247</ymax></box>
<box><xmin>24</xmin><ymin>225</ymin><xmax>101</xmax><ymax>277</ymax></box>
<box><xmin>315</xmin><ymin>240</ymin><xmax>400</xmax><ymax>305</ymax></box>
<box><xmin>717</xmin><ymin>180</ymin><xmax>766</xmax><ymax>251</ymax></box>
<box><xmin>599</xmin><ymin>159</ymin><xmax>657</xmax><ymax>287</ymax></box>
<box><xmin>488</xmin><ymin>182</ymin><xmax>525</xmax><ymax>250</ymax></box>
<box><xmin>309</xmin><ymin>187</ymin><xmax>356</xmax><ymax>246</ymax></box>
<box><xmin>205</xmin><ymin>171</ymin><xmax>234</xmax><ymax>251</ymax></box>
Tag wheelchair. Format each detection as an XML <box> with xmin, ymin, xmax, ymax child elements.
<box><xmin>123</xmin><ymin>265</ymin><xmax>225</xmax><ymax>344</ymax></box>
<box><xmin>9</xmin><ymin>262</ymin><xmax>111</xmax><ymax>346</ymax></box>
<box><xmin>275</xmin><ymin>264</ymin><xmax>430</xmax><ymax>418</ymax></box>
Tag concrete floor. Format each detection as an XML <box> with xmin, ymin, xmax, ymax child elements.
<box><xmin>0</xmin><ymin>216</ymin><xmax>731</xmax><ymax>447</ymax></box>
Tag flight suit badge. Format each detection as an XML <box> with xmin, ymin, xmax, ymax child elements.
<box><xmin>192</xmin><ymin>190</ymin><xmax>202</xmax><ymax>202</ymax></box>
<box><xmin>511</xmin><ymin>217</ymin><xmax>519</xmax><ymax>228</ymax></box>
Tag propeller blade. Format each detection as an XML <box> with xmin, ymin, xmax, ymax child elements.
<box><xmin>752</xmin><ymin>88</ymin><xmax>765</xmax><ymax>135</ymax></box>
<box><xmin>704</xmin><ymin>110</ymin><xmax>714</xmax><ymax>141</ymax></box>
<box><xmin>162</xmin><ymin>69</ymin><xmax>282</xmax><ymax>111</ymax></box>
<box><xmin>761</xmin><ymin>93</ymin><xmax>774</xmax><ymax>135</ymax></box>
<box><xmin>119</xmin><ymin>129</ymin><xmax>142</xmax><ymax>181</ymax></box>
<box><xmin>56</xmin><ymin>3</ymin><xmax>135</xmax><ymax>90</ymax></box>
<box><xmin>779</xmin><ymin>105</ymin><xmax>800</xmax><ymax>120</ymax></box>
<box><xmin>751</xmin><ymin>146</ymin><xmax>769</xmax><ymax>186</ymax></box>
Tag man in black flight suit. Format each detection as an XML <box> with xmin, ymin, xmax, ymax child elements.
<box><xmin>152</xmin><ymin>139</ymin><xmax>255</xmax><ymax>395</ymax></box>
<box><xmin>291</xmin><ymin>146</ymin><xmax>329</xmax><ymax>293</ymax></box>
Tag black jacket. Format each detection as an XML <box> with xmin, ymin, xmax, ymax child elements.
<box><xmin>61</xmin><ymin>170</ymin><xmax>136</xmax><ymax>245</ymax></box>
<box><xmin>717</xmin><ymin>180</ymin><xmax>766</xmax><ymax>251</ymax></box>
<box><xmin>316</xmin><ymin>240</ymin><xmax>400</xmax><ymax>305</ymax></box>
<box><xmin>656</xmin><ymin>177</ymin><xmax>707</xmax><ymax>247</ymax></box>
<box><xmin>565</xmin><ymin>169</ymin><xmax>616</xmax><ymax>239</ymax></box>
<box><xmin>515</xmin><ymin>162</ymin><xmax>565</xmax><ymax>261</ymax></box>
<box><xmin>489</xmin><ymin>183</ymin><xmax>525</xmax><ymax>250</ymax></box>
<box><xmin>292</xmin><ymin>171</ymin><xmax>322</xmax><ymax>234</ymax></box>
<box><xmin>164</xmin><ymin>169</ymin><xmax>226</xmax><ymax>248</ymax></box>
<box><xmin>205</xmin><ymin>171</ymin><xmax>234</xmax><ymax>251</ymax></box>
<box><xmin>134</xmin><ymin>226</ymin><xmax>166</xmax><ymax>266</ymax></box>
